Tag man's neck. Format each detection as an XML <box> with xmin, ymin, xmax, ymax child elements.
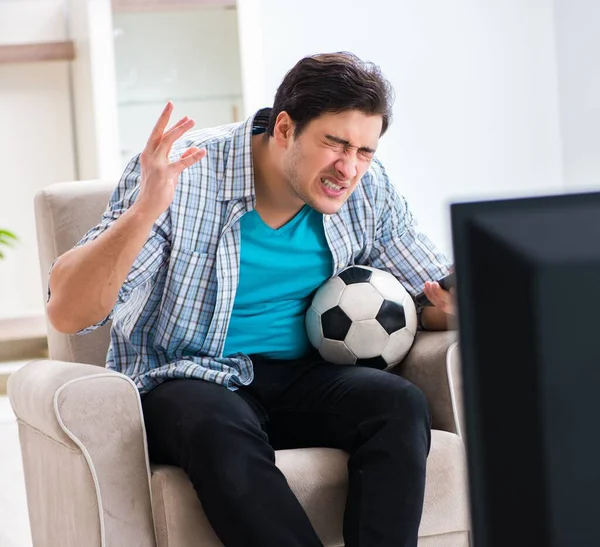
<box><xmin>251</xmin><ymin>134</ymin><xmax>305</xmax><ymax>229</ymax></box>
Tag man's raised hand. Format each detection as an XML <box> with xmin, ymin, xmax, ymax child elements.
<box><xmin>136</xmin><ymin>102</ymin><xmax>207</xmax><ymax>219</ymax></box>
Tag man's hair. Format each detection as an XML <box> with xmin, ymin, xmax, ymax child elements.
<box><xmin>267</xmin><ymin>52</ymin><xmax>394</xmax><ymax>138</ymax></box>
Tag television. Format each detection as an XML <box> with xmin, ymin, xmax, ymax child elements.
<box><xmin>450</xmin><ymin>191</ymin><xmax>600</xmax><ymax>547</ymax></box>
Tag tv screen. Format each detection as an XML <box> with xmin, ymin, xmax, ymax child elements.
<box><xmin>450</xmin><ymin>192</ymin><xmax>600</xmax><ymax>547</ymax></box>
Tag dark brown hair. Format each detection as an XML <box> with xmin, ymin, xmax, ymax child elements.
<box><xmin>267</xmin><ymin>52</ymin><xmax>394</xmax><ymax>138</ymax></box>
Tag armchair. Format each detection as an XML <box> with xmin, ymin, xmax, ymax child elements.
<box><xmin>8</xmin><ymin>180</ymin><xmax>470</xmax><ymax>546</ymax></box>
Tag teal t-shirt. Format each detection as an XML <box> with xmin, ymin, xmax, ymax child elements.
<box><xmin>222</xmin><ymin>205</ymin><xmax>333</xmax><ymax>359</ymax></box>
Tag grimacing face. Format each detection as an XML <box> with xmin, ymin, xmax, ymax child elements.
<box><xmin>282</xmin><ymin>110</ymin><xmax>383</xmax><ymax>215</ymax></box>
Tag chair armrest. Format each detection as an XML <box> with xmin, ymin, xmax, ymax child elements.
<box><xmin>391</xmin><ymin>331</ymin><xmax>464</xmax><ymax>436</ymax></box>
<box><xmin>8</xmin><ymin>360</ymin><xmax>156</xmax><ymax>547</ymax></box>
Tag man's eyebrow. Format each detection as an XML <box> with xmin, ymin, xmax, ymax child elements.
<box><xmin>324</xmin><ymin>134</ymin><xmax>376</xmax><ymax>154</ymax></box>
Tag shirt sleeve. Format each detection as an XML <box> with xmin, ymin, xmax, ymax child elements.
<box><xmin>366</xmin><ymin>159</ymin><xmax>451</xmax><ymax>326</ymax></box>
<box><xmin>47</xmin><ymin>154</ymin><xmax>172</xmax><ymax>334</ymax></box>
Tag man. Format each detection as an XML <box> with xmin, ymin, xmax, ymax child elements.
<box><xmin>47</xmin><ymin>52</ymin><xmax>454</xmax><ymax>547</ymax></box>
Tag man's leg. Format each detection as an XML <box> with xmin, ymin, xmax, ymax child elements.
<box><xmin>264</xmin><ymin>359</ymin><xmax>431</xmax><ymax>547</ymax></box>
<box><xmin>141</xmin><ymin>378</ymin><xmax>324</xmax><ymax>547</ymax></box>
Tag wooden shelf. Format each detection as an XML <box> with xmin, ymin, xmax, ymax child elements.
<box><xmin>0</xmin><ymin>41</ymin><xmax>75</xmax><ymax>65</ymax></box>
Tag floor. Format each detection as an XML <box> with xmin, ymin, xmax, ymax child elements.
<box><xmin>0</xmin><ymin>375</ymin><xmax>33</xmax><ymax>547</ymax></box>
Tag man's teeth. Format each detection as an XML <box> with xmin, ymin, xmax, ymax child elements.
<box><xmin>321</xmin><ymin>178</ymin><xmax>342</xmax><ymax>191</ymax></box>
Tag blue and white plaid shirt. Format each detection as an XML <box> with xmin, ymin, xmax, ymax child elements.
<box><xmin>70</xmin><ymin>109</ymin><xmax>450</xmax><ymax>395</ymax></box>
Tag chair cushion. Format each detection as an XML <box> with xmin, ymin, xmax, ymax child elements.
<box><xmin>150</xmin><ymin>429</ymin><xmax>469</xmax><ymax>547</ymax></box>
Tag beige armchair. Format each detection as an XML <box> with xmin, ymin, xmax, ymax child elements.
<box><xmin>8</xmin><ymin>180</ymin><xmax>471</xmax><ymax>547</ymax></box>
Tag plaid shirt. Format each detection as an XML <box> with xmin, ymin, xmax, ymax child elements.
<box><xmin>70</xmin><ymin>109</ymin><xmax>450</xmax><ymax>395</ymax></box>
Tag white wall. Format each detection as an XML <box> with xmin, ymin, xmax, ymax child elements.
<box><xmin>554</xmin><ymin>0</ymin><xmax>600</xmax><ymax>192</ymax></box>
<box><xmin>238</xmin><ymin>0</ymin><xmax>564</xmax><ymax>256</ymax></box>
<box><xmin>0</xmin><ymin>0</ymin><xmax>77</xmax><ymax>322</ymax></box>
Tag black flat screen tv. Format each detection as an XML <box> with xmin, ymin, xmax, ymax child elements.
<box><xmin>450</xmin><ymin>191</ymin><xmax>600</xmax><ymax>547</ymax></box>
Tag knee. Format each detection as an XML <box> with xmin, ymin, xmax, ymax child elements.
<box><xmin>382</xmin><ymin>379</ymin><xmax>432</xmax><ymax>453</ymax></box>
<box><xmin>352</xmin><ymin>376</ymin><xmax>431</xmax><ymax>460</ymax></box>
<box><xmin>377</xmin><ymin>377</ymin><xmax>430</xmax><ymax>425</ymax></box>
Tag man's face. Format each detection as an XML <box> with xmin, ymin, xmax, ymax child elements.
<box><xmin>281</xmin><ymin>110</ymin><xmax>382</xmax><ymax>215</ymax></box>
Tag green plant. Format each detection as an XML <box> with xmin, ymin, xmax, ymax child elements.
<box><xmin>0</xmin><ymin>229</ymin><xmax>18</xmax><ymax>260</ymax></box>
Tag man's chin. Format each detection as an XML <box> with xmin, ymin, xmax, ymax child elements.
<box><xmin>308</xmin><ymin>197</ymin><xmax>346</xmax><ymax>215</ymax></box>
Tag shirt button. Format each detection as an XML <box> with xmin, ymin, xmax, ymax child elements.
<box><xmin>324</xmin><ymin>215</ymin><xmax>330</xmax><ymax>222</ymax></box>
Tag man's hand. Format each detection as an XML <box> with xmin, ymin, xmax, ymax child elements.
<box><xmin>422</xmin><ymin>281</ymin><xmax>456</xmax><ymax>316</ymax></box>
<box><xmin>136</xmin><ymin>101</ymin><xmax>207</xmax><ymax>220</ymax></box>
<box><xmin>420</xmin><ymin>281</ymin><xmax>456</xmax><ymax>331</ymax></box>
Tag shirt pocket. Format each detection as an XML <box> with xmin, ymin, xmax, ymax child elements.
<box><xmin>154</xmin><ymin>247</ymin><xmax>217</xmax><ymax>356</ymax></box>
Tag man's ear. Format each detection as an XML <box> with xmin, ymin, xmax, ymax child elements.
<box><xmin>273</xmin><ymin>111</ymin><xmax>295</xmax><ymax>148</ymax></box>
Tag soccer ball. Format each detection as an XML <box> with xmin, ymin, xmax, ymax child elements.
<box><xmin>305</xmin><ymin>265</ymin><xmax>418</xmax><ymax>369</ymax></box>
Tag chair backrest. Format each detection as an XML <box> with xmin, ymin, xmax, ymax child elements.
<box><xmin>35</xmin><ymin>180</ymin><xmax>117</xmax><ymax>366</ymax></box>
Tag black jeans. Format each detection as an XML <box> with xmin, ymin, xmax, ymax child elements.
<box><xmin>141</xmin><ymin>352</ymin><xmax>431</xmax><ymax>547</ymax></box>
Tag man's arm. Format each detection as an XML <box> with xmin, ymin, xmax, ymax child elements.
<box><xmin>47</xmin><ymin>102</ymin><xmax>206</xmax><ymax>334</ymax></box>
<box><xmin>47</xmin><ymin>203</ymin><xmax>159</xmax><ymax>334</ymax></box>
<box><xmin>366</xmin><ymin>159</ymin><xmax>454</xmax><ymax>330</ymax></box>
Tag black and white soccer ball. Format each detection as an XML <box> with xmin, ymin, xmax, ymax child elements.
<box><xmin>305</xmin><ymin>265</ymin><xmax>418</xmax><ymax>369</ymax></box>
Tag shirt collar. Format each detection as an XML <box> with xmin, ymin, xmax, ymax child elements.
<box><xmin>218</xmin><ymin>108</ymin><xmax>271</xmax><ymax>202</ymax></box>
